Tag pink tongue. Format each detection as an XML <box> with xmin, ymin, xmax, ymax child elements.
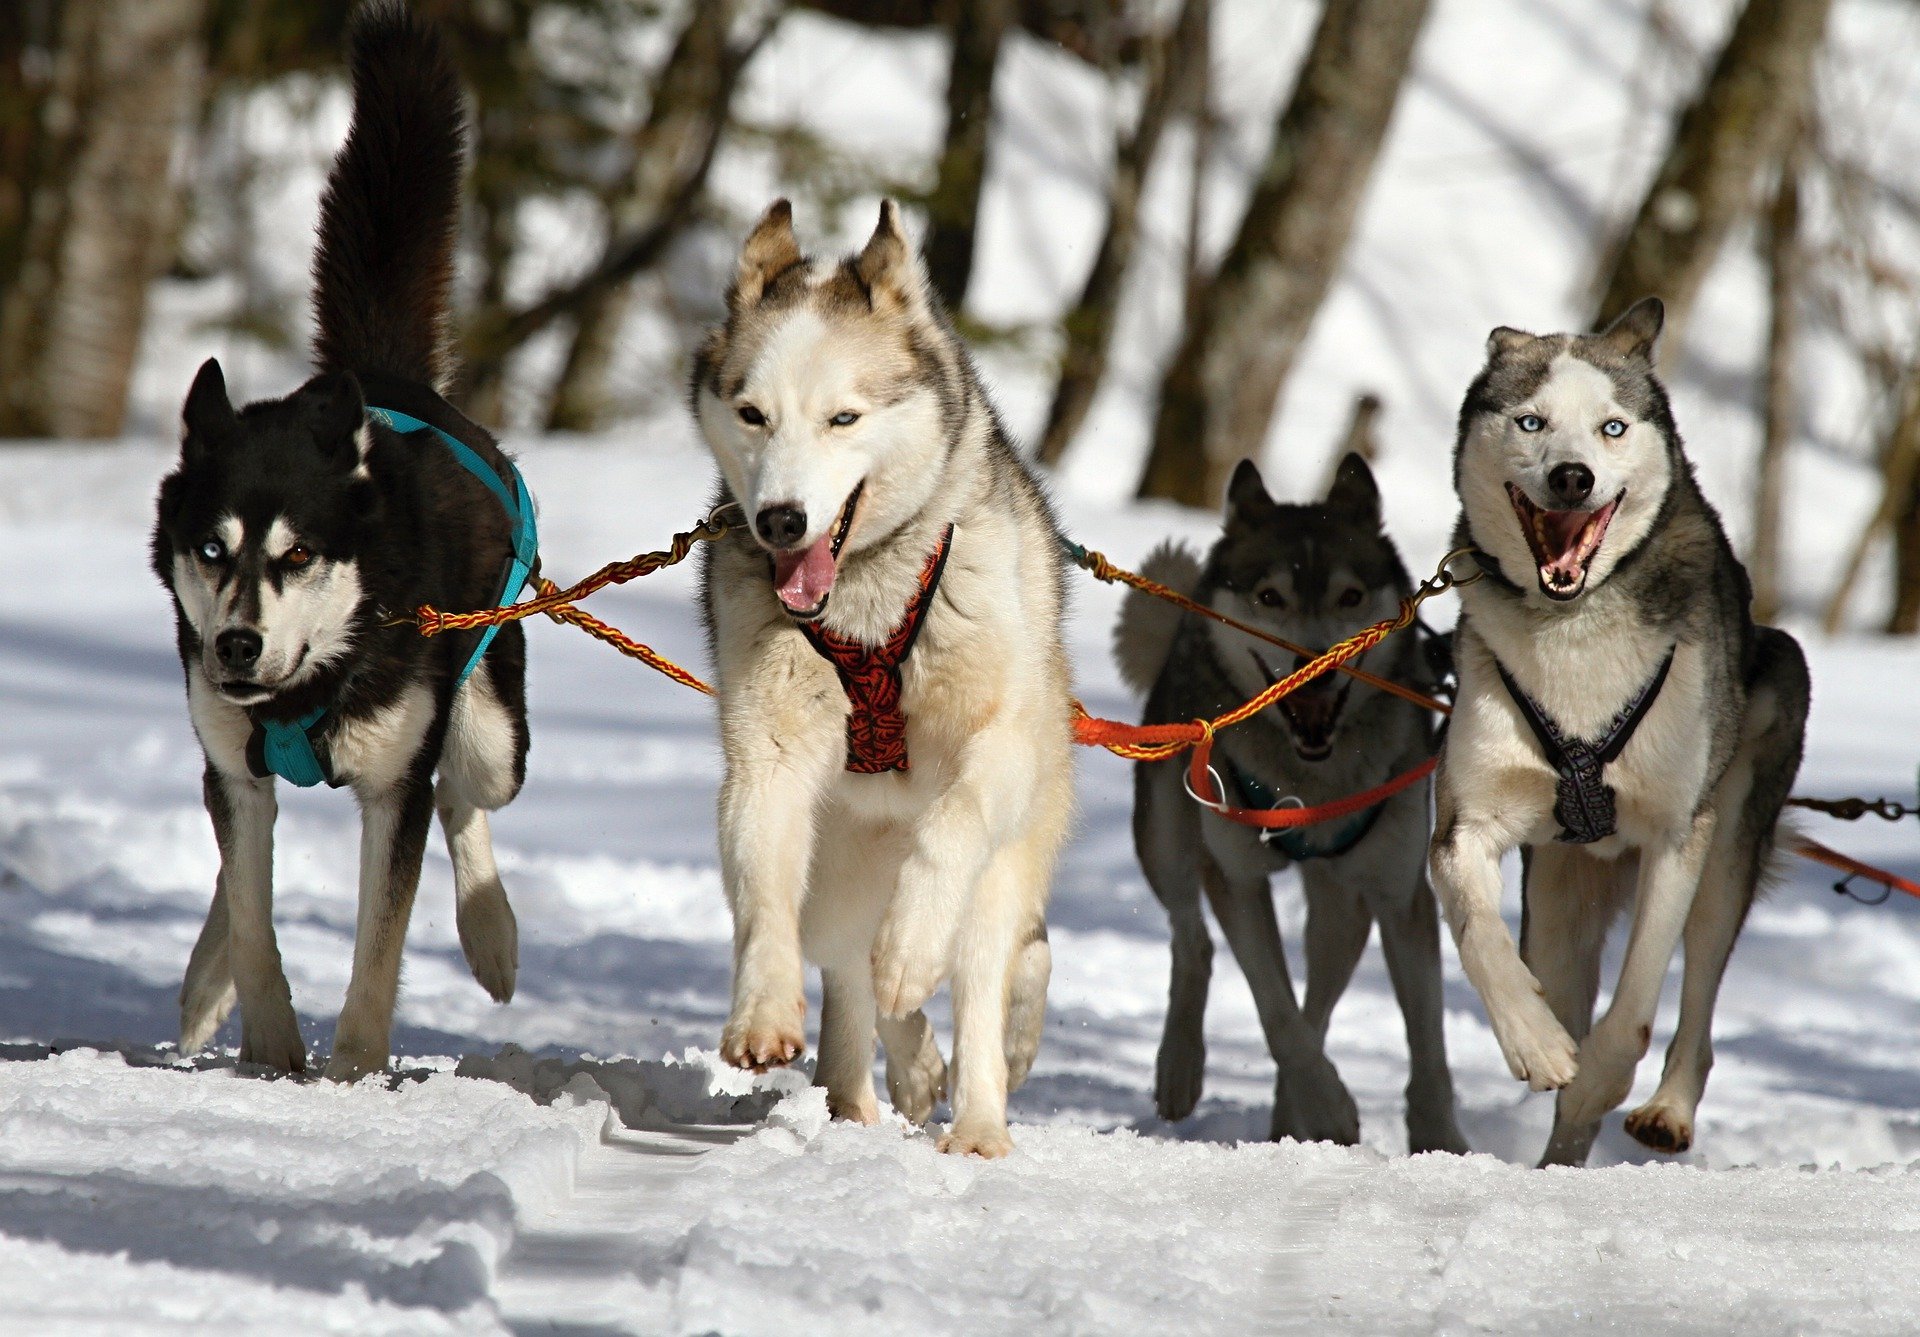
<box><xmin>773</xmin><ymin>534</ymin><xmax>839</xmax><ymax>610</ymax></box>
<box><xmin>1539</xmin><ymin>510</ymin><xmax>1590</xmax><ymax>577</ymax></box>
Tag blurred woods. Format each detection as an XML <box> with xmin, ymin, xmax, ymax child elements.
<box><xmin>1</xmin><ymin>0</ymin><xmax>1917</xmax><ymax>631</ymax></box>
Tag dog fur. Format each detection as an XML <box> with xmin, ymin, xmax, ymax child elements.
<box><xmin>1429</xmin><ymin>297</ymin><xmax>1809</xmax><ymax>1165</ymax></box>
<box><xmin>691</xmin><ymin>200</ymin><xmax>1073</xmax><ymax>1157</ymax></box>
<box><xmin>1117</xmin><ymin>455</ymin><xmax>1467</xmax><ymax>1152</ymax></box>
<box><xmin>152</xmin><ymin>2</ymin><xmax>527</xmax><ymax>1080</ymax></box>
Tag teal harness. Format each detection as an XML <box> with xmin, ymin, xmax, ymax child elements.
<box><xmin>246</xmin><ymin>404</ymin><xmax>537</xmax><ymax>788</ymax></box>
<box><xmin>1224</xmin><ymin>758</ymin><xmax>1386</xmax><ymax>862</ymax></box>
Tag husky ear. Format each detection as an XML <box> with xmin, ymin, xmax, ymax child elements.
<box><xmin>1225</xmin><ymin>458</ymin><xmax>1274</xmax><ymax>520</ymax></box>
<box><xmin>1325</xmin><ymin>452</ymin><xmax>1381</xmax><ymax>526</ymax></box>
<box><xmin>182</xmin><ymin>358</ymin><xmax>235</xmax><ymax>460</ymax></box>
<box><xmin>1486</xmin><ymin>326</ymin><xmax>1536</xmax><ymax>360</ymax></box>
<box><xmin>730</xmin><ymin>199</ymin><xmax>801</xmax><ymax>310</ymax></box>
<box><xmin>855</xmin><ymin>200</ymin><xmax>926</xmax><ymax>313</ymax></box>
<box><xmin>304</xmin><ymin>371</ymin><xmax>367</xmax><ymax>470</ymax></box>
<box><xmin>1594</xmin><ymin>295</ymin><xmax>1665</xmax><ymax>362</ymax></box>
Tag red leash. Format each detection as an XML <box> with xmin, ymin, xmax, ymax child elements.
<box><xmin>1185</xmin><ymin>738</ymin><xmax>1437</xmax><ymax>830</ymax></box>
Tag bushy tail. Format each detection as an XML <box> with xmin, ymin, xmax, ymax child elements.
<box><xmin>1112</xmin><ymin>541</ymin><xmax>1204</xmax><ymax>695</ymax></box>
<box><xmin>311</xmin><ymin>0</ymin><xmax>465</xmax><ymax>391</ymax></box>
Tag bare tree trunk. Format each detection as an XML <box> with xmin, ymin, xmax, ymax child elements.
<box><xmin>1822</xmin><ymin>367</ymin><xmax>1920</xmax><ymax>635</ymax></box>
<box><xmin>0</xmin><ymin>0</ymin><xmax>208</xmax><ymax>438</ymax></box>
<box><xmin>1749</xmin><ymin>135</ymin><xmax>1801</xmax><ymax>625</ymax></box>
<box><xmin>1182</xmin><ymin>2</ymin><xmax>1214</xmax><ymax>339</ymax></box>
<box><xmin>1036</xmin><ymin>0</ymin><xmax>1205</xmax><ymax>466</ymax></box>
<box><xmin>924</xmin><ymin>0</ymin><xmax>1017</xmax><ymax>311</ymax></box>
<box><xmin>1136</xmin><ymin>0</ymin><xmax>1430</xmax><ymax>506</ymax></box>
<box><xmin>1887</xmin><ymin>376</ymin><xmax>1920</xmax><ymax>634</ymax></box>
<box><xmin>1590</xmin><ymin>0</ymin><xmax>1833</xmax><ymax>347</ymax></box>
<box><xmin>546</xmin><ymin>0</ymin><xmax>736</xmax><ymax>432</ymax></box>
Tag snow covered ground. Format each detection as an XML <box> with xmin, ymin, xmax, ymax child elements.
<box><xmin>5</xmin><ymin>0</ymin><xmax>1920</xmax><ymax>1330</ymax></box>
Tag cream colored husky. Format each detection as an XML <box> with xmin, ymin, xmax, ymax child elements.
<box><xmin>691</xmin><ymin>200</ymin><xmax>1073</xmax><ymax>1156</ymax></box>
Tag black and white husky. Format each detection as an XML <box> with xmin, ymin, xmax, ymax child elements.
<box><xmin>1116</xmin><ymin>456</ymin><xmax>1467</xmax><ymax>1152</ymax></box>
<box><xmin>152</xmin><ymin>2</ymin><xmax>531</xmax><ymax>1081</ymax></box>
<box><xmin>1430</xmin><ymin>297</ymin><xmax>1809</xmax><ymax>1165</ymax></box>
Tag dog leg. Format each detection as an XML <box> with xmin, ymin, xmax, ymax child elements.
<box><xmin>719</xmin><ymin>752</ymin><xmax>830</xmax><ymax>1071</ymax></box>
<box><xmin>1431</xmin><ymin>811</ymin><xmax>1578</xmax><ymax>1091</ymax></box>
<box><xmin>1135</xmin><ymin>760</ymin><xmax>1211</xmax><ymax>1121</ymax></box>
<box><xmin>1626</xmin><ymin>767</ymin><xmax>1763</xmax><ymax>1154</ymax></box>
<box><xmin>436</xmin><ymin>784</ymin><xmax>517</xmax><ymax>1003</ymax></box>
<box><xmin>817</xmin><ymin>967</ymin><xmax>881</xmax><ymax>1123</ymax></box>
<box><xmin>1526</xmin><ymin>846</ymin><xmax>1630</xmax><ymax>1166</ymax></box>
<box><xmin>179</xmin><ymin>878</ymin><xmax>237</xmax><ymax>1055</ymax></box>
<box><xmin>325</xmin><ymin>775</ymin><xmax>435</xmax><ymax>1082</ymax></box>
<box><xmin>1371</xmin><ymin>872</ymin><xmax>1469</xmax><ymax>1155</ymax></box>
<box><xmin>1002</xmin><ymin>917</ymin><xmax>1051</xmax><ymax>1092</ymax></box>
<box><xmin>1301</xmin><ymin>866</ymin><xmax>1372</xmax><ymax>1041</ymax></box>
<box><xmin>205</xmin><ymin>767</ymin><xmax>305</xmax><ymax>1072</ymax></box>
<box><xmin>1201</xmin><ymin>858</ymin><xmax>1357</xmax><ymax>1145</ymax></box>
<box><xmin>940</xmin><ymin>842</ymin><xmax>1040</xmax><ymax>1158</ymax></box>
<box><xmin>877</xmin><ymin>1010</ymin><xmax>947</xmax><ymax>1126</ymax></box>
<box><xmin>1556</xmin><ymin>810</ymin><xmax>1714</xmax><ymax>1132</ymax></box>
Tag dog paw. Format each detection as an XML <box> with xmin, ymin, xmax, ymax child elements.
<box><xmin>1153</xmin><ymin>1036</ymin><xmax>1206</xmax><ymax>1122</ymax></box>
<box><xmin>939</xmin><ymin>1120</ymin><xmax>1014</xmax><ymax>1159</ymax></box>
<box><xmin>826</xmin><ymin>1088</ymin><xmax>881</xmax><ymax>1125</ymax></box>
<box><xmin>237</xmin><ymin>1007</ymin><xmax>307</xmax><ymax>1075</ymax></box>
<box><xmin>1624</xmin><ymin>1100</ymin><xmax>1694</xmax><ymax>1155</ymax></box>
<box><xmin>1488</xmin><ymin>988</ymin><xmax>1580</xmax><ymax>1091</ymax></box>
<box><xmin>721</xmin><ymin>996</ymin><xmax>805</xmax><ymax>1071</ymax></box>
<box><xmin>322</xmin><ymin>1042</ymin><xmax>388</xmax><ymax>1084</ymax></box>
<box><xmin>870</xmin><ymin>930</ymin><xmax>948</xmax><ymax>1019</ymax></box>
<box><xmin>1406</xmin><ymin>1099</ymin><xmax>1471</xmax><ymax>1156</ymax></box>
<box><xmin>884</xmin><ymin>1036</ymin><xmax>947</xmax><ymax>1127</ymax></box>
<box><xmin>457</xmin><ymin>888</ymin><xmax>518</xmax><ymax>1003</ymax></box>
<box><xmin>1275</xmin><ymin>1059</ymin><xmax>1360</xmax><ymax>1145</ymax></box>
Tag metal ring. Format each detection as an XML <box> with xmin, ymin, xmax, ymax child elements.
<box><xmin>1183</xmin><ymin>762</ymin><xmax>1231</xmax><ymax>813</ymax></box>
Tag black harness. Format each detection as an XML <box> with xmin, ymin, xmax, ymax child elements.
<box><xmin>1495</xmin><ymin>648</ymin><xmax>1675</xmax><ymax>844</ymax></box>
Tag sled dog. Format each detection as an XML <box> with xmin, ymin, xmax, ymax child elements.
<box><xmin>152</xmin><ymin>2</ymin><xmax>530</xmax><ymax>1080</ymax></box>
<box><xmin>1117</xmin><ymin>455</ymin><xmax>1467</xmax><ymax>1151</ymax></box>
<box><xmin>693</xmin><ymin>199</ymin><xmax>1072</xmax><ymax>1156</ymax></box>
<box><xmin>1429</xmin><ymin>297</ymin><xmax>1808</xmax><ymax>1165</ymax></box>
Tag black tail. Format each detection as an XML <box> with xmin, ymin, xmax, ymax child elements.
<box><xmin>311</xmin><ymin>1</ymin><xmax>465</xmax><ymax>390</ymax></box>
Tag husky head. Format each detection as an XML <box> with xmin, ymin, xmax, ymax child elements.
<box><xmin>152</xmin><ymin>359</ymin><xmax>374</xmax><ymax>706</ymax></box>
<box><xmin>1454</xmin><ymin>296</ymin><xmax>1677</xmax><ymax>604</ymax></box>
<box><xmin>692</xmin><ymin>199</ymin><xmax>957</xmax><ymax>620</ymax></box>
<box><xmin>1206</xmin><ymin>455</ymin><xmax>1410</xmax><ymax>763</ymax></box>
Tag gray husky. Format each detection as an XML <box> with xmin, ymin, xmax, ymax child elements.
<box><xmin>1430</xmin><ymin>297</ymin><xmax>1809</xmax><ymax>1166</ymax></box>
<box><xmin>1116</xmin><ymin>455</ymin><xmax>1467</xmax><ymax>1152</ymax></box>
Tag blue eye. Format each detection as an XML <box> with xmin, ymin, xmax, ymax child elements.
<box><xmin>198</xmin><ymin>538</ymin><xmax>227</xmax><ymax>562</ymax></box>
<box><xmin>829</xmin><ymin>411</ymin><xmax>860</xmax><ymax>428</ymax></box>
<box><xmin>1601</xmin><ymin>418</ymin><xmax>1628</xmax><ymax>438</ymax></box>
<box><xmin>1516</xmin><ymin>414</ymin><xmax>1544</xmax><ymax>433</ymax></box>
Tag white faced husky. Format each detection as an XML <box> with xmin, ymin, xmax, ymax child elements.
<box><xmin>692</xmin><ymin>201</ymin><xmax>1073</xmax><ymax>1156</ymax></box>
<box><xmin>152</xmin><ymin>4</ymin><xmax>530</xmax><ymax>1081</ymax></box>
<box><xmin>1430</xmin><ymin>297</ymin><xmax>1809</xmax><ymax>1166</ymax></box>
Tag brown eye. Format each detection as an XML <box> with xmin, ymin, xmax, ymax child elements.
<box><xmin>283</xmin><ymin>545</ymin><xmax>313</xmax><ymax>568</ymax></box>
<box><xmin>1338</xmin><ymin>588</ymin><xmax>1363</xmax><ymax>608</ymax></box>
<box><xmin>1256</xmin><ymin>588</ymin><xmax>1285</xmax><ymax>609</ymax></box>
<box><xmin>738</xmin><ymin>404</ymin><xmax>766</xmax><ymax>426</ymax></box>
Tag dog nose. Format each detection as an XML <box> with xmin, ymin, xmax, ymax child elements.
<box><xmin>1548</xmin><ymin>462</ymin><xmax>1594</xmax><ymax>506</ymax></box>
<box><xmin>755</xmin><ymin>504</ymin><xmax>808</xmax><ymax>548</ymax></box>
<box><xmin>215</xmin><ymin>629</ymin><xmax>263</xmax><ymax>673</ymax></box>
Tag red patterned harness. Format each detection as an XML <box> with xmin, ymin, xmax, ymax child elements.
<box><xmin>799</xmin><ymin>526</ymin><xmax>955</xmax><ymax>774</ymax></box>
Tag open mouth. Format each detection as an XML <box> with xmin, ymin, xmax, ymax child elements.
<box><xmin>1506</xmin><ymin>483</ymin><xmax>1621</xmax><ymax>601</ymax></box>
<box><xmin>770</xmin><ymin>481</ymin><xmax>864</xmax><ymax>621</ymax></box>
<box><xmin>1253</xmin><ymin>651</ymin><xmax>1351</xmax><ymax>763</ymax></box>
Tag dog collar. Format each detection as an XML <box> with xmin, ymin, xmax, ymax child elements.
<box><xmin>1224</xmin><ymin>758</ymin><xmax>1385</xmax><ymax>861</ymax></box>
<box><xmin>799</xmin><ymin>526</ymin><xmax>954</xmax><ymax>774</ymax></box>
<box><xmin>244</xmin><ymin>398</ymin><xmax>538</xmax><ymax>789</ymax></box>
<box><xmin>1495</xmin><ymin>647</ymin><xmax>1675</xmax><ymax>844</ymax></box>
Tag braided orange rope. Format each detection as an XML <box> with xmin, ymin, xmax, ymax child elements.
<box><xmin>1065</xmin><ymin>541</ymin><xmax>1454</xmax><ymax>716</ymax></box>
